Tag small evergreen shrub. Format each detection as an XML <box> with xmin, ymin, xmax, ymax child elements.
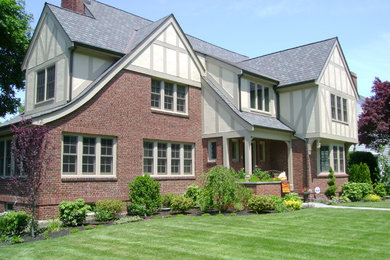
<box><xmin>127</xmin><ymin>204</ymin><xmax>153</xmax><ymax>217</ymax></box>
<box><xmin>129</xmin><ymin>175</ymin><xmax>161</xmax><ymax>214</ymax></box>
<box><xmin>283</xmin><ymin>200</ymin><xmax>302</xmax><ymax>210</ymax></box>
<box><xmin>269</xmin><ymin>195</ymin><xmax>287</xmax><ymax>213</ymax></box>
<box><xmin>170</xmin><ymin>195</ymin><xmax>194</xmax><ymax>213</ymax></box>
<box><xmin>363</xmin><ymin>194</ymin><xmax>381</xmax><ymax>202</ymax></box>
<box><xmin>161</xmin><ymin>193</ymin><xmax>180</xmax><ymax>208</ymax></box>
<box><xmin>348</xmin><ymin>151</ymin><xmax>380</xmax><ymax>183</ymax></box>
<box><xmin>341</xmin><ymin>182</ymin><xmax>374</xmax><ymax>201</ymax></box>
<box><xmin>94</xmin><ymin>199</ymin><xmax>124</xmax><ymax>222</ymax></box>
<box><xmin>348</xmin><ymin>163</ymin><xmax>372</xmax><ymax>184</ymax></box>
<box><xmin>373</xmin><ymin>183</ymin><xmax>387</xmax><ymax>197</ymax></box>
<box><xmin>0</xmin><ymin>211</ymin><xmax>31</xmax><ymax>236</ymax></box>
<box><xmin>247</xmin><ymin>195</ymin><xmax>275</xmax><ymax>213</ymax></box>
<box><xmin>325</xmin><ymin>167</ymin><xmax>338</xmax><ymax>199</ymax></box>
<box><xmin>385</xmin><ymin>184</ymin><xmax>390</xmax><ymax>196</ymax></box>
<box><xmin>58</xmin><ymin>199</ymin><xmax>91</xmax><ymax>227</ymax></box>
<box><xmin>184</xmin><ymin>184</ymin><xmax>200</xmax><ymax>204</ymax></box>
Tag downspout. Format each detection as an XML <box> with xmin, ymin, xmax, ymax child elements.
<box><xmin>238</xmin><ymin>74</ymin><xmax>243</xmax><ymax>111</ymax></box>
<box><xmin>68</xmin><ymin>46</ymin><xmax>76</xmax><ymax>102</ymax></box>
<box><xmin>273</xmin><ymin>85</ymin><xmax>280</xmax><ymax>119</ymax></box>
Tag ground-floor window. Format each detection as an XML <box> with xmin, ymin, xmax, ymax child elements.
<box><xmin>0</xmin><ymin>139</ymin><xmax>12</xmax><ymax>177</ymax></box>
<box><xmin>62</xmin><ymin>134</ymin><xmax>116</xmax><ymax>177</ymax></box>
<box><xmin>207</xmin><ymin>140</ymin><xmax>217</xmax><ymax>162</ymax></box>
<box><xmin>143</xmin><ymin>140</ymin><xmax>194</xmax><ymax>176</ymax></box>
<box><xmin>319</xmin><ymin>143</ymin><xmax>345</xmax><ymax>173</ymax></box>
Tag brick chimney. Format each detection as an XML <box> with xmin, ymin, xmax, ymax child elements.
<box><xmin>61</xmin><ymin>0</ymin><xmax>85</xmax><ymax>15</ymax></box>
<box><xmin>350</xmin><ymin>71</ymin><xmax>358</xmax><ymax>91</ymax></box>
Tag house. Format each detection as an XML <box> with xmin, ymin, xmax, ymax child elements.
<box><xmin>0</xmin><ymin>0</ymin><xmax>358</xmax><ymax>219</ymax></box>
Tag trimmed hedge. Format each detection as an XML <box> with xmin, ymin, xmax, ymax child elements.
<box><xmin>348</xmin><ymin>151</ymin><xmax>380</xmax><ymax>183</ymax></box>
<box><xmin>348</xmin><ymin>163</ymin><xmax>371</xmax><ymax>184</ymax></box>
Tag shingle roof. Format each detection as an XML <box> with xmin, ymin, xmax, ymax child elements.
<box><xmin>239</xmin><ymin>38</ymin><xmax>337</xmax><ymax>86</ymax></box>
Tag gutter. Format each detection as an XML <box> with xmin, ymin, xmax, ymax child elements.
<box><xmin>276</xmin><ymin>79</ymin><xmax>316</xmax><ymax>90</ymax></box>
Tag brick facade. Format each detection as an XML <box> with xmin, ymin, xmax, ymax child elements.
<box><xmin>243</xmin><ymin>182</ymin><xmax>282</xmax><ymax>197</ymax></box>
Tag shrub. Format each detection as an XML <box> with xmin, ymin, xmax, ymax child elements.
<box><xmin>348</xmin><ymin>151</ymin><xmax>380</xmax><ymax>183</ymax></box>
<box><xmin>201</xmin><ymin>213</ymin><xmax>210</xmax><ymax>216</ymax></box>
<box><xmin>236</xmin><ymin>185</ymin><xmax>253</xmax><ymax>207</ymax></box>
<box><xmin>233</xmin><ymin>202</ymin><xmax>244</xmax><ymax>211</ymax></box>
<box><xmin>247</xmin><ymin>195</ymin><xmax>275</xmax><ymax>213</ymax></box>
<box><xmin>94</xmin><ymin>199</ymin><xmax>124</xmax><ymax>222</ymax></box>
<box><xmin>363</xmin><ymin>194</ymin><xmax>381</xmax><ymax>202</ymax></box>
<box><xmin>161</xmin><ymin>193</ymin><xmax>179</xmax><ymax>208</ymax></box>
<box><xmin>198</xmin><ymin>166</ymin><xmax>241</xmax><ymax>213</ymax></box>
<box><xmin>373</xmin><ymin>183</ymin><xmax>387</xmax><ymax>197</ymax></box>
<box><xmin>248</xmin><ymin>175</ymin><xmax>260</xmax><ymax>182</ymax></box>
<box><xmin>129</xmin><ymin>175</ymin><xmax>161</xmax><ymax>214</ymax></box>
<box><xmin>385</xmin><ymin>184</ymin><xmax>390</xmax><ymax>196</ymax></box>
<box><xmin>85</xmin><ymin>226</ymin><xmax>94</xmax><ymax>230</ymax></box>
<box><xmin>348</xmin><ymin>163</ymin><xmax>372</xmax><ymax>184</ymax></box>
<box><xmin>284</xmin><ymin>200</ymin><xmax>302</xmax><ymax>210</ymax></box>
<box><xmin>10</xmin><ymin>235</ymin><xmax>23</xmax><ymax>244</ymax></box>
<box><xmin>0</xmin><ymin>211</ymin><xmax>31</xmax><ymax>236</ymax></box>
<box><xmin>58</xmin><ymin>199</ymin><xmax>91</xmax><ymax>227</ymax></box>
<box><xmin>127</xmin><ymin>204</ymin><xmax>153</xmax><ymax>217</ymax></box>
<box><xmin>284</xmin><ymin>193</ymin><xmax>301</xmax><ymax>202</ymax></box>
<box><xmin>70</xmin><ymin>228</ymin><xmax>80</xmax><ymax>233</ymax></box>
<box><xmin>45</xmin><ymin>219</ymin><xmax>62</xmax><ymax>233</ymax></box>
<box><xmin>170</xmin><ymin>195</ymin><xmax>194</xmax><ymax>213</ymax></box>
<box><xmin>164</xmin><ymin>214</ymin><xmax>172</xmax><ymax>218</ymax></box>
<box><xmin>184</xmin><ymin>184</ymin><xmax>200</xmax><ymax>204</ymax></box>
<box><xmin>252</xmin><ymin>168</ymin><xmax>270</xmax><ymax>180</ymax></box>
<box><xmin>236</xmin><ymin>169</ymin><xmax>247</xmax><ymax>179</ymax></box>
<box><xmin>230</xmin><ymin>213</ymin><xmax>237</xmax><ymax>216</ymax></box>
<box><xmin>269</xmin><ymin>195</ymin><xmax>287</xmax><ymax>213</ymax></box>
<box><xmin>339</xmin><ymin>196</ymin><xmax>351</xmax><ymax>203</ymax></box>
<box><xmin>341</xmin><ymin>182</ymin><xmax>374</xmax><ymax>201</ymax></box>
<box><xmin>325</xmin><ymin>167</ymin><xmax>338</xmax><ymax>199</ymax></box>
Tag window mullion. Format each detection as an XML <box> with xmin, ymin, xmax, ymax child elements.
<box><xmin>96</xmin><ymin>138</ymin><xmax>101</xmax><ymax>175</ymax></box>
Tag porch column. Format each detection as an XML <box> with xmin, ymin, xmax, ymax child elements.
<box><xmin>222</xmin><ymin>136</ymin><xmax>230</xmax><ymax>168</ymax></box>
<box><xmin>285</xmin><ymin>141</ymin><xmax>294</xmax><ymax>191</ymax></box>
<box><xmin>244</xmin><ymin>135</ymin><xmax>252</xmax><ymax>174</ymax></box>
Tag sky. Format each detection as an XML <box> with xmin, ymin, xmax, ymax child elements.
<box><xmin>4</xmin><ymin>0</ymin><xmax>389</xmax><ymax>120</ymax></box>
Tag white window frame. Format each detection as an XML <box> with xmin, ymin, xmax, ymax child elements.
<box><xmin>36</xmin><ymin>65</ymin><xmax>55</xmax><ymax>103</ymax></box>
<box><xmin>330</xmin><ymin>94</ymin><xmax>348</xmax><ymax>123</ymax></box>
<box><xmin>249</xmin><ymin>81</ymin><xmax>270</xmax><ymax>113</ymax></box>
<box><xmin>143</xmin><ymin>140</ymin><xmax>195</xmax><ymax>176</ymax></box>
<box><xmin>208</xmin><ymin>140</ymin><xmax>217</xmax><ymax>162</ymax></box>
<box><xmin>61</xmin><ymin>134</ymin><xmax>117</xmax><ymax>177</ymax></box>
<box><xmin>231</xmin><ymin>139</ymin><xmax>239</xmax><ymax>162</ymax></box>
<box><xmin>318</xmin><ymin>143</ymin><xmax>345</xmax><ymax>174</ymax></box>
<box><xmin>151</xmin><ymin>79</ymin><xmax>188</xmax><ymax>115</ymax></box>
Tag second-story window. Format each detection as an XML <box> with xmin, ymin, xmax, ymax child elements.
<box><xmin>330</xmin><ymin>94</ymin><xmax>348</xmax><ymax>123</ymax></box>
<box><xmin>250</xmin><ymin>82</ymin><xmax>270</xmax><ymax>112</ymax></box>
<box><xmin>36</xmin><ymin>65</ymin><xmax>55</xmax><ymax>103</ymax></box>
<box><xmin>151</xmin><ymin>79</ymin><xmax>188</xmax><ymax>114</ymax></box>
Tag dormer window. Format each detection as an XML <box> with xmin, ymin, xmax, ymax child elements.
<box><xmin>36</xmin><ymin>65</ymin><xmax>55</xmax><ymax>103</ymax></box>
<box><xmin>250</xmin><ymin>82</ymin><xmax>269</xmax><ymax>112</ymax></box>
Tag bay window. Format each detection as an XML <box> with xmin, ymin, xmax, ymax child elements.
<box><xmin>319</xmin><ymin>144</ymin><xmax>345</xmax><ymax>173</ymax></box>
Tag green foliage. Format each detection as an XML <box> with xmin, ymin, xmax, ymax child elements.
<box><xmin>269</xmin><ymin>195</ymin><xmax>287</xmax><ymax>213</ymax></box>
<box><xmin>348</xmin><ymin>163</ymin><xmax>372</xmax><ymax>184</ymax></box>
<box><xmin>10</xmin><ymin>235</ymin><xmax>23</xmax><ymax>244</ymax></box>
<box><xmin>184</xmin><ymin>184</ymin><xmax>200</xmax><ymax>204</ymax></box>
<box><xmin>152</xmin><ymin>216</ymin><xmax>162</xmax><ymax>219</ymax></box>
<box><xmin>363</xmin><ymin>194</ymin><xmax>381</xmax><ymax>202</ymax></box>
<box><xmin>348</xmin><ymin>152</ymin><xmax>380</xmax><ymax>183</ymax></box>
<box><xmin>283</xmin><ymin>200</ymin><xmax>302</xmax><ymax>210</ymax></box>
<box><xmin>339</xmin><ymin>196</ymin><xmax>351</xmax><ymax>203</ymax></box>
<box><xmin>94</xmin><ymin>199</ymin><xmax>124</xmax><ymax>222</ymax></box>
<box><xmin>176</xmin><ymin>214</ymin><xmax>185</xmax><ymax>217</ymax></box>
<box><xmin>236</xmin><ymin>169</ymin><xmax>247</xmax><ymax>179</ymax></box>
<box><xmin>247</xmin><ymin>195</ymin><xmax>275</xmax><ymax>213</ymax></box>
<box><xmin>325</xmin><ymin>167</ymin><xmax>338</xmax><ymax>199</ymax></box>
<box><xmin>233</xmin><ymin>202</ymin><xmax>244</xmax><ymax>211</ymax></box>
<box><xmin>84</xmin><ymin>226</ymin><xmax>94</xmax><ymax>230</ymax></box>
<box><xmin>373</xmin><ymin>183</ymin><xmax>387</xmax><ymax>198</ymax></box>
<box><xmin>341</xmin><ymin>182</ymin><xmax>374</xmax><ymax>202</ymax></box>
<box><xmin>114</xmin><ymin>216</ymin><xmax>141</xmax><ymax>224</ymax></box>
<box><xmin>164</xmin><ymin>215</ymin><xmax>172</xmax><ymax>218</ymax></box>
<box><xmin>170</xmin><ymin>195</ymin><xmax>194</xmax><ymax>213</ymax></box>
<box><xmin>385</xmin><ymin>184</ymin><xmax>390</xmax><ymax>196</ymax></box>
<box><xmin>230</xmin><ymin>213</ymin><xmax>237</xmax><ymax>216</ymax></box>
<box><xmin>0</xmin><ymin>0</ymin><xmax>33</xmax><ymax>116</ymax></box>
<box><xmin>0</xmin><ymin>211</ymin><xmax>31</xmax><ymax>236</ymax></box>
<box><xmin>201</xmin><ymin>213</ymin><xmax>210</xmax><ymax>217</ymax></box>
<box><xmin>198</xmin><ymin>166</ymin><xmax>241</xmax><ymax>213</ymax></box>
<box><xmin>161</xmin><ymin>193</ymin><xmax>180</xmax><ymax>208</ymax></box>
<box><xmin>236</xmin><ymin>185</ymin><xmax>253</xmax><ymax>207</ymax></box>
<box><xmin>127</xmin><ymin>204</ymin><xmax>152</xmax><ymax>217</ymax></box>
<box><xmin>58</xmin><ymin>199</ymin><xmax>91</xmax><ymax>227</ymax></box>
<box><xmin>252</xmin><ymin>168</ymin><xmax>270</xmax><ymax>180</ymax></box>
<box><xmin>44</xmin><ymin>219</ymin><xmax>62</xmax><ymax>234</ymax></box>
<box><xmin>70</xmin><ymin>229</ymin><xmax>80</xmax><ymax>234</ymax></box>
<box><xmin>248</xmin><ymin>175</ymin><xmax>260</xmax><ymax>182</ymax></box>
<box><xmin>129</xmin><ymin>175</ymin><xmax>161</xmax><ymax>213</ymax></box>
<box><xmin>216</xmin><ymin>213</ymin><xmax>224</xmax><ymax>216</ymax></box>
<box><xmin>283</xmin><ymin>193</ymin><xmax>302</xmax><ymax>202</ymax></box>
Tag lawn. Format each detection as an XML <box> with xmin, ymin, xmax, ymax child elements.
<box><xmin>1</xmin><ymin>208</ymin><xmax>389</xmax><ymax>260</ymax></box>
<box><xmin>338</xmin><ymin>199</ymin><xmax>390</xmax><ymax>208</ymax></box>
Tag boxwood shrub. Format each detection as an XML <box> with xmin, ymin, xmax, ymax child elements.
<box><xmin>247</xmin><ymin>194</ymin><xmax>275</xmax><ymax>213</ymax></box>
<box><xmin>0</xmin><ymin>211</ymin><xmax>31</xmax><ymax>236</ymax></box>
<box><xmin>58</xmin><ymin>198</ymin><xmax>91</xmax><ymax>226</ymax></box>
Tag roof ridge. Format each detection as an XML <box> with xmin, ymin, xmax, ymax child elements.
<box><xmin>241</xmin><ymin>37</ymin><xmax>338</xmax><ymax>63</ymax></box>
<box><xmin>186</xmin><ymin>34</ymin><xmax>249</xmax><ymax>59</ymax></box>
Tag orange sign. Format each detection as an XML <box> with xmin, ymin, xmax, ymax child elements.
<box><xmin>281</xmin><ymin>181</ymin><xmax>290</xmax><ymax>193</ymax></box>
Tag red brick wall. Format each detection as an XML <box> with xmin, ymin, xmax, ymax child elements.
<box><xmin>312</xmin><ymin>176</ymin><xmax>348</xmax><ymax>197</ymax></box>
<box><xmin>292</xmin><ymin>139</ymin><xmax>306</xmax><ymax>192</ymax></box>
<box><xmin>243</xmin><ymin>182</ymin><xmax>282</xmax><ymax>197</ymax></box>
<box><xmin>7</xmin><ymin>70</ymin><xmax>202</xmax><ymax>219</ymax></box>
<box><xmin>61</xmin><ymin>0</ymin><xmax>84</xmax><ymax>14</ymax></box>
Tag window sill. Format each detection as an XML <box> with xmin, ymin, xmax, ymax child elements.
<box><xmin>151</xmin><ymin>175</ymin><xmax>196</xmax><ymax>181</ymax></box>
<box><xmin>151</xmin><ymin>108</ymin><xmax>189</xmax><ymax>118</ymax></box>
<box><xmin>35</xmin><ymin>98</ymin><xmax>55</xmax><ymax>108</ymax></box>
<box><xmin>61</xmin><ymin>176</ymin><xmax>117</xmax><ymax>182</ymax></box>
<box><xmin>249</xmin><ymin>109</ymin><xmax>271</xmax><ymax>116</ymax></box>
<box><xmin>317</xmin><ymin>172</ymin><xmax>349</xmax><ymax>178</ymax></box>
<box><xmin>331</xmin><ymin>119</ymin><xmax>349</xmax><ymax>125</ymax></box>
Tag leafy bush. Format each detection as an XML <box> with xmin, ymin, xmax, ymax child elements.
<box><xmin>341</xmin><ymin>182</ymin><xmax>374</xmax><ymax>201</ymax></box>
<box><xmin>198</xmin><ymin>166</ymin><xmax>241</xmax><ymax>213</ymax></box>
<box><xmin>283</xmin><ymin>200</ymin><xmax>302</xmax><ymax>210</ymax></box>
<box><xmin>129</xmin><ymin>175</ymin><xmax>161</xmax><ymax>214</ymax></box>
<box><xmin>45</xmin><ymin>219</ymin><xmax>62</xmax><ymax>234</ymax></box>
<box><xmin>236</xmin><ymin>185</ymin><xmax>253</xmax><ymax>207</ymax></box>
<box><xmin>233</xmin><ymin>202</ymin><xmax>244</xmax><ymax>211</ymax></box>
<box><xmin>127</xmin><ymin>204</ymin><xmax>153</xmax><ymax>217</ymax></box>
<box><xmin>161</xmin><ymin>193</ymin><xmax>180</xmax><ymax>208</ymax></box>
<box><xmin>70</xmin><ymin>228</ymin><xmax>80</xmax><ymax>233</ymax></box>
<box><xmin>236</xmin><ymin>169</ymin><xmax>247</xmax><ymax>179</ymax></box>
<box><xmin>325</xmin><ymin>167</ymin><xmax>338</xmax><ymax>199</ymax></box>
<box><xmin>248</xmin><ymin>175</ymin><xmax>260</xmax><ymax>182</ymax></box>
<box><xmin>252</xmin><ymin>168</ymin><xmax>270</xmax><ymax>180</ymax></box>
<box><xmin>339</xmin><ymin>196</ymin><xmax>351</xmax><ymax>203</ymax></box>
<box><xmin>170</xmin><ymin>195</ymin><xmax>194</xmax><ymax>213</ymax></box>
<box><xmin>10</xmin><ymin>235</ymin><xmax>23</xmax><ymax>244</ymax></box>
<box><xmin>94</xmin><ymin>199</ymin><xmax>124</xmax><ymax>222</ymax></box>
<box><xmin>373</xmin><ymin>183</ymin><xmax>387</xmax><ymax>197</ymax></box>
<box><xmin>58</xmin><ymin>199</ymin><xmax>91</xmax><ymax>227</ymax></box>
<box><xmin>363</xmin><ymin>194</ymin><xmax>381</xmax><ymax>202</ymax></box>
<box><xmin>269</xmin><ymin>195</ymin><xmax>287</xmax><ymax>213</ymax></box>
<box><xmin>348</xmin><ymin>151</ymin><xmax>380</xmax><ymax>183</ymax></box>
<box><xmin>385</xmin><ymin>184</ymin><xmax>390</xmax><ymax>196</ymax></box>
<box><xmin>0</xmin><ymin>211</ymin><xmax>31</xmax><ymax>236</ymax></box>
<box><xmin>284</xmin><ymin>193</ymin><xmax>301</xmax><ymax>202</ymax></box>
<box><xmin>247</xmin><ymin>195</ymin><xmax>275</xmax><ymax>213</ymax></box>
<box><xmin>184</xmin><ymin>184</ymin><xmax>200</xmax><ymax>204</ymax></box>
<box><xmin>348</xmin><ymin>163</ymin><xmax>372</xmax><ymax>184</ymax></box>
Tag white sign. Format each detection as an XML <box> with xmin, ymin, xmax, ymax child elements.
<box><xmin>315</xmin><ymin>187</ymin><xmax>321</xmax><ymax>194</ymax></box>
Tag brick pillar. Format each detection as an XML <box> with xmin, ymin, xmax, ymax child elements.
<box><xmin>61</xmin><ymin>0</ymin><xmax>85</xmax><ymax>14</ymax></box>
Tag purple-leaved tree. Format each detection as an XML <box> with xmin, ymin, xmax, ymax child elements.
<box><xmin>8</xmin><ymin>119</ymin><xmax>51</xmax><ymax>236</ymax></box>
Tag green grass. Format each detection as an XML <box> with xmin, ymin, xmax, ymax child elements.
<box><xmin>338</xmin><ymin>199</ymin><xmax>390</xmax><ymax>208</ymax></box>
<box><xmin>1</xmin><ymin>208</ymin><xmax>389</xmax><ymax>259</ymax></box>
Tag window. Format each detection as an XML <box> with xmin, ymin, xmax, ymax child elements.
<box><xmin>143</xmin><ymin>141</ymin><xmax>194</xmax><ymax>176</ymax></box>
<box><xmin>62</xmin><ymin>135</ymin><xmax>116</xmax><ymax>176</ymax></box>
<box><xmin>0</xmin><ymin>139</ymin><xmax>12</xmax><ymax>177</ymax></box>
<box><xmin>232</xmin><ymin>140</ymin><xmax>239</xmax><ymax>162</ymax></box>
<box><xmin>320</xmin><ymin>146</ymin><xmax>330</xmax><ymax>172</ymax></box>
<box><xmin>250</xmin><ymin>82</ymin><xmax>270</xmax><ymax>112</ymax></box>
<box><xmin>319</xmin><ymin>144</ymin><xmax>345</xmax><ymax>173</ymax></box>
<box><xmin>36</xmin><ymin>65</ymin><xmax>55</xmax><ymax>103</ymax></box>
<box><xmin>151</xmin><ymin>79</ymin><xmax>188</xmax><ymax>114</ymax></box>
<box><xmin>208</xmin><ymin>140</ymin><xmax>217</xmax><ymax>162</ymax></box>
<box><xmin>330</xmin><ymin>94</ymin><xmax>347</xmax><ymax>122</ymax></box>
<box><xmin>258</xmin><ymin>141</ymin><xmax>265</xmax><ymax>162</ymax></box>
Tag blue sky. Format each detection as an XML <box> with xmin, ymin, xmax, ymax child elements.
<box><xmin>5</xmin><ymin>0</ymin><xmax>389</xmax><ymax>121</ymax></box>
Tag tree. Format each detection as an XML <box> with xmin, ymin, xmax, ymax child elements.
<box><xmin>324</xmin><ymin>167</ymin><xmax>337</xmax><ymax>199</ymax></box>
<box><xmin>358</xmin><ymin>78</ymin><xmax>390</xmax><ymax>150</ymax></box>
<box><xmin>0</xmin><ymin>0</ymin><xmax>32</xmax><ymax>117</ymax></box>
<box><xmin>8</xmin><ymin>119</ymin><xmax>51</xmax><ymax>236</ymax></box>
